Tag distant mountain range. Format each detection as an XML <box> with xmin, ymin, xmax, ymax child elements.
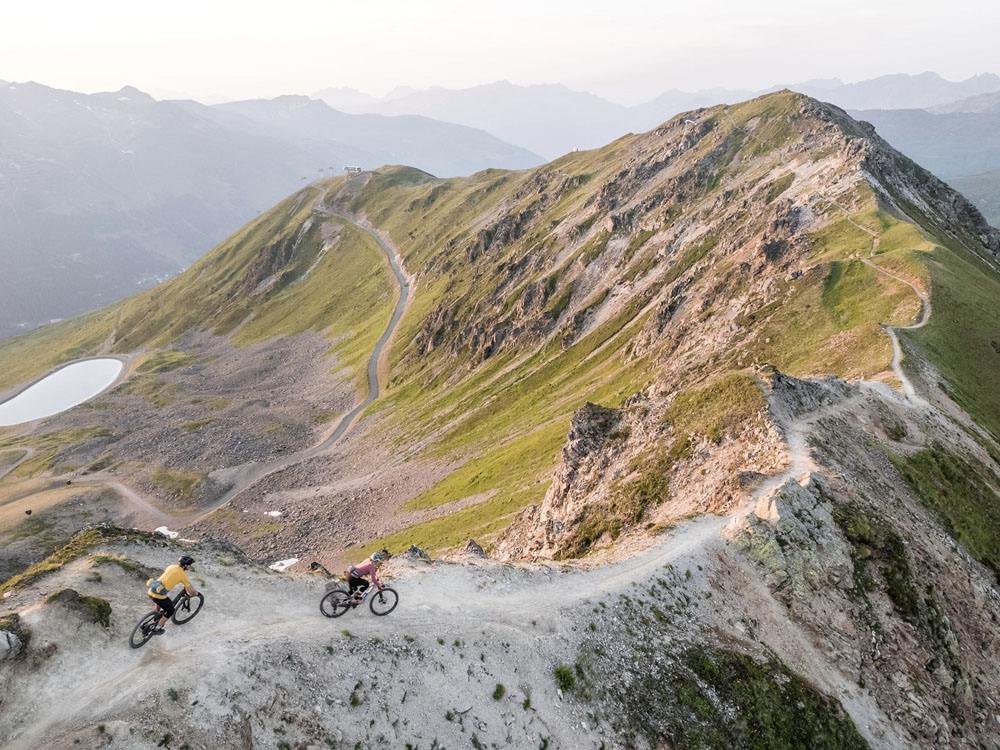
<box><xmin>316</xmin><ymin>72</ymin><xmax>1000</xmax><ymax>159</ymax></box>
<box><xmin>0</xmin><ymin>81</ymin><xmax>541</xmax><ymax>339</ymax></box>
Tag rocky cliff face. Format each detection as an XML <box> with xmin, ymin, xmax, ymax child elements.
<box><xmin>494</xmin><ymin>372</ymin><xmax>786</xmax><ymax>561</ymax></box>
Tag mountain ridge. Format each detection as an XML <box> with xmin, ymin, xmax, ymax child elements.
<box><xmin>315</xmin><ymin>72</ymin><xmax>1000</xmax><ymax>158</ymax></box>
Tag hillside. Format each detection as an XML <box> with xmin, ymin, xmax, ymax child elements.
<box><xmin>846</xmin><ymin>106</ymin><xmax>1000</xmax><ymax>226</ymax></box>
<box><xmin>3</xmin><ymin>90</ymin><xmax>1000</xmax><ymax>747</ymax></box>
<box><xmin>0</xmin><ymin>81</ymin><xmax>540</xmax><ymax>339</ymax></box>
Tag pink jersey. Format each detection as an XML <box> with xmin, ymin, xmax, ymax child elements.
<box><xmin>351</xmin><ymin>559</ymin><xmax>381</xmax><ymax>587</ymax></box>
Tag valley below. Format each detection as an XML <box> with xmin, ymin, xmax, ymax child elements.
<box><xmin>2</xmin><ymin>90</ymin><xmax>1000</xmax><ymax>749</ymax></box>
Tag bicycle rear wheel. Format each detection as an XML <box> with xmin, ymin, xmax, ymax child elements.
<box><xmin>369</xmin><ymin>587</ymin><xmax>398</xmax><ymax>616</ymax></box>
<box><xmin>172</xmin><ymin>593</ymin><xmax>204</xmax><ymax>625</ymax></box>
<box><xmin>129</xmin><ymin>611</ymin><xmax>160</xmax><ymax>649</ymax></box>
<box><xmin>320</xmin><ymin>589</ymin><xmax>352</xmax><ymax>618</ymax></box>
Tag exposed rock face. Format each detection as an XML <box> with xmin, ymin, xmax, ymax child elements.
<box><xmin>731</xmin><ymin>472</ymin><xmax>853</xmax><ymax>602</ymax></box>
<box><xmin>494</xmin><ymin>402</ymin><xmax>625</xmax><ymax>560</ymax></box>
<box><xmin>402</xmin><ymin>545</ymin><xmax>432</xmax><ymax>564</ymax></box>
<box><xmin>495</xmin><ymin>381</ymin><xmax>786</xmax><ymax>561</ymax></box>
<box><xmin>463</xmin><ymin>539</ymin><xmax>485</xmax><ymax>557</ymax></box>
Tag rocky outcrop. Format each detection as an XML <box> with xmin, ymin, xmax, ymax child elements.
<box><xmin>0</xmin><ymin>631</ymin><xmax>22</xmax><ymax>662</ymax></box>
<box><xmin>493</xmin><ymin>402</ymin><xmax>625</xmax><ymax>560</ymax></box>
<box><xmin>495</xmin><ymin>377</ymin><xmax>786</xmax><ymax>561</ymax></box>
<box><xmin>731</xmin><ymin>472</ymin><xmax>853</xmax><ymax>602</ymax></box>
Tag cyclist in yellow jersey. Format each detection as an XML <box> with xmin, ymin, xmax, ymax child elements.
<box><xmin>146</xmin><ymin>555</ymin><xmax>199</xmax><ymax>636</ymax></box>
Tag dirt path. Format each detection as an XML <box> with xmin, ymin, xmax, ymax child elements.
<box><xmin>197</xmin><ymin>203</ymin><xmax>412</xmax><ymax>519</ymax></box>
<box><xmin>0</xmin><ymin>448</ymin><xmax>33</xmax><ymax>482</ymax></box>
<box><xmin>860</xmin><ymin>256</ymin><xmax>931</xmax><ymax>400</ymax></box>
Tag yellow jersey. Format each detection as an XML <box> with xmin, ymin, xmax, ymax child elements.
<box><xmin>147</xmin><ymin>564</ymin><xmax>190</xmax><ymax>599</ymax></box>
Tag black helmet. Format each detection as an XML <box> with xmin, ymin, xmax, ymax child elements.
<box><xmin>179</xmin><ymin>555</ymin><xmax>195</xmax><ymax>568</ymax></box>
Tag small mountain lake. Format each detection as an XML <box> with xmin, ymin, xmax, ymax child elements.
<box><xmin>0</xmin><ymin>358</ymin><xmax>124</xmax><ymax>426</ymax></box>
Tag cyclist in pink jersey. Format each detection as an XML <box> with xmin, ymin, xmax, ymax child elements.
<box><xmin>345</xmin><ymin>549</ymin><xmax>391</xmax><ymax>601</ymax></box>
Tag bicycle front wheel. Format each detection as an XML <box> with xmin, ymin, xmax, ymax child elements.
<box><xmin>129</xmin><ymin>611</ymin><xmax>160</xmax><ymax>649</ymax></box>
<box><xmin>369</xmin><ymin>587</ymin><xmax>398</xmax><ymax>616</ymax></box>
<box><xmin>172</xmin><ymin>593</ymin><xmax>204</xmax><ymax>625</ymax></box>
<box><xmin>320</xmin><ymin>589</ymin><xmax>353</xmax><ymax>618</ymax></box>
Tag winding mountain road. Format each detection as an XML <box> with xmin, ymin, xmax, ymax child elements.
<box><xmin>72</xmin><ymin>190</ymin><xmax>412</xmax><ymax>527</ymax></box>
<box><xmin>0</xmin><ymin>448</ymin><xmax>34</xmax><ymax>483</ymax></box>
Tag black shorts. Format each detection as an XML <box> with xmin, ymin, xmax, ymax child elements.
<box><xmin>150</xmin><ymin>595</ymin><xmax>175</xmax><ymax>618</ymax></box>
<box><xmin>348</xmin><ymin>575</ymin><xmax>368</xmax><ymax>594</ymax></box>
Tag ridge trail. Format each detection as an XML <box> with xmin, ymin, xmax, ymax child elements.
<box><xmin>2</xmin><ymin>386</ymin><xmax>901</xmax><ymax>750</ymax></box>
<box><xmin>723</xmin><ymin>109</ymin><xmax>931</xmax><ymax>401</ymax></box>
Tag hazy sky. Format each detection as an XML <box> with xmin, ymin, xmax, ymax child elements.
<box><xmin>1</xmin><ymin>0</ymin><xmax>997</xmax><ymax>103</ymax></box>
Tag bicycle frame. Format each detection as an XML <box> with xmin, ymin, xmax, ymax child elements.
<box><xmin>357</xmin><ymin>583</ymin><xmax>380</xmax><ymax>601</ymax></box>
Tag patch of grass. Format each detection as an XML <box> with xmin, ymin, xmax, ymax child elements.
<box><xmin>5</xmin><ymin>516</ymin><xmax>56</xmax><ymax>543</ymax></box>
<box><xmin>578</xmin><ymin>230</ymin><xmax>610</xmax><ymax>267</ymax></box>
<box><xmin>546</xmin><ymin>285</ymin><xmax>574</xmax><ymax>319</ymax></box>
<box><xmin>553</xmin><ymin>664</ymin><xmax>576</xmax><ymax>692</ymax></box>
<box><xmin>136</xmin><ymin>351</ymin><xmax>193</xmax><ymax>374</ymax></box>
<box><xmin>90</xmin><ymin>555</ymin><xmax>157</xmax><ymax>580</ymax></box>
<box><xmin>245</xmin><ymin>522</ymin><xmax>284</xmax><ymax>540</ymax></box>
<box><xmin>359</xmin><ymin>483</ymin><xmax>546</xmax><ymax>557</ymax></box>
<box><xmin>765</xmin><ymin>173</ymin><xmax>795</xmax><ymax>203</ymax></box>
<box><xmin>664</xmin><ymin>372</ymin><xmax>766</xmax><ymax>444</ymax></box>
<box><xmin>403</xmin><ymin>419</ymin><xmax>568</xmax><ymax>511</ymax></box>
<box><xmin>492</xmin><ymin>683</ymin><xmax>506</xmax><ymax>701</ymax></box>
<box><xmin>151</xmin><ymin>467</ymin><xmax>206</xmax><ymax>500</ymax></box>
<box><xmin>310</xmin><ymin>409</ymin><xmax>340</xmax><ymax>426</ymax></box>
<box><xmin>889</xmin><ymin>443</ymin><xmax>1000</xmax><ymax>578</ymax></box>
<box><xmin>122</xmin><ymin>375</ymin><xmax>180</xmax><ymax>409</ymax></box>
<box><xmin>178</xmin><ymin>419</ymin><xmax>215</xmax><ymax>433</ymax></box>
<box><xmin>0</xmin><ymin>525</ymin><xmax>167</xmax><ymax>596</ymax></box>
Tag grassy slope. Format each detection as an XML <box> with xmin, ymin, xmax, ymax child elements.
<box><xmin>906</xmin><ymin>245</ymin><xmax>1000</xmax><ymax>441</ymax></box>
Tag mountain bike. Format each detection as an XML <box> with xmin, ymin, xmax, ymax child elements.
<box><xmin>129</xmin><ymin>590</ymin><xmax>204</xmax><ymax>649</ymax></box>
<box><xmin>320</xmin><ymin>582</ymin><xmax>398</xmax><ymax>618</ymax></box>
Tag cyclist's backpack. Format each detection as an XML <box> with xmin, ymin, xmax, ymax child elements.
<box><xmin>147</xmin><ymin>578</ymin><xmax>168</xmax><ymax>597</ymax></box>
